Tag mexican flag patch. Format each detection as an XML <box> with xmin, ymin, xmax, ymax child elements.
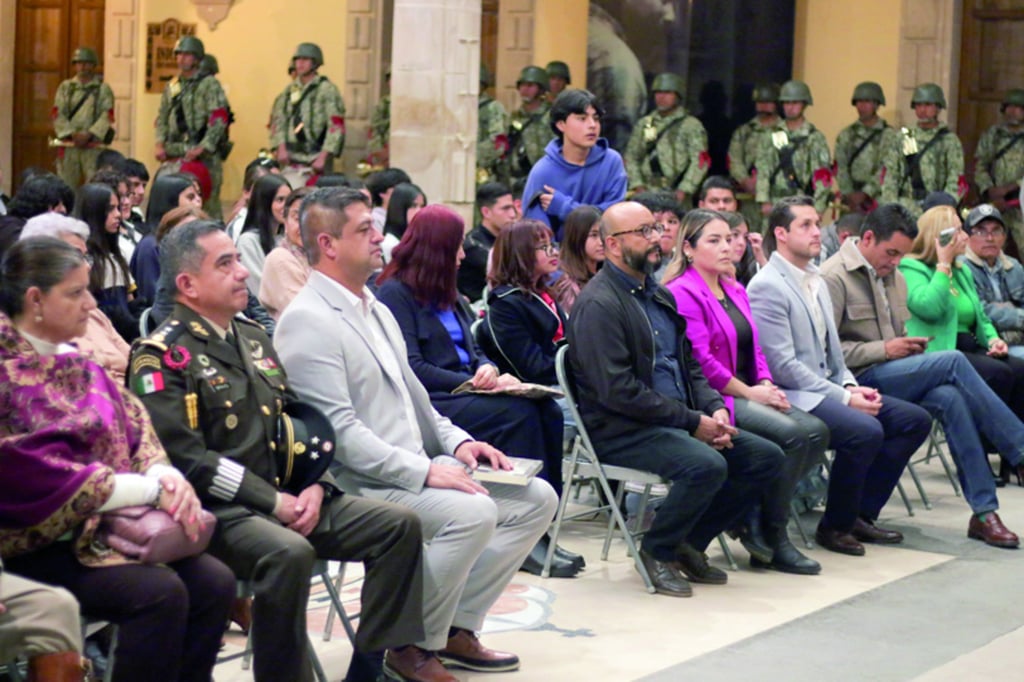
<box><xmin>136</xmin><ymin>372</ymin><xmax>165</xmax><ymax>395</ymax></box>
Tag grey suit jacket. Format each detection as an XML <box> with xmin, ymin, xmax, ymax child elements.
<box><xmin>747</xmin><ymin>251</ymin><xmax>856</xmax><ymax>410</ymax></box>
<box><xmin>274</xmin><ymin>271</ymin><xmax>472</xmax><ymax>496</ymax></box>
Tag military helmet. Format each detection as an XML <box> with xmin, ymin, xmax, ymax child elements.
<box><xmin>516</xmin><ymin>65</ymin><xmax>548</xmax><ymax>90</ymax></box>
<box><xmin>173</xmin><ymin>36</ymin><xmax>205</xmax><ymax>60</ymax></box>
<box><xmin>851</xmin><ymin>81</ymin><xmax>885</xmax><ymax>106</ymax></box>
<box><xmin>1001</xmin><ymin>88</ymin><xmax>1024</xmax><ymax>112</ymax></box>
<box><xmin>199</xmin><ymin>54</ymin><xmax>219</xmax><ymax>76</ymax></box>
<box><xmin>910</xmin><ymin>82</ymin><xmax>946</xmax><ymax>109</ymax></box>
<box><xmin>651</xmin><ymin>73</ymin><xmax>685</xmax><ymax>99</ymax></box>
<box><xmin>779</xmin><ymin>80</ymin><xmax>813</xmax><ymax>105</ymax></box>
<box><xmin>293</xmin><ymin>42</ymin><xmax>324</xmax><ymax>69</ymax></box>
<box><xmin>751</xmin><ymin>83</ymin><xmax>780</xmax><ymax>103</ymax></box>
<box><xmin>71</xmin><ymin>47</ymin><xmax>98</xmax><ymax>65</ymax></box>
<box><xmin>546</xmin><ymin>61</ymin><xmax>571</xmax><ymax>83</ymax></box>
<box><xmin>480</xmin><ymin>65</ymin><xmax>494</xmax><ymax>88</ymax></box>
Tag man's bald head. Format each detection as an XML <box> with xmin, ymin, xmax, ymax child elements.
<box><xmin>599</xmin><ymin>201</ymin><xmax>655</xmax><ymax>240</ymax></box>
<box><xmin>599</xmin><ymin>201</ymin><xmax>661</xmax><ymax>277</ymax></box>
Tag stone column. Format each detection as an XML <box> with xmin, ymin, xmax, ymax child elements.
<box><xmin>390</xmin><ymin>0</ymin><xmax>481</xmax><ymax>218</ymax></box>
<box><xmin>896</xmin><ymin>0</ymin><xmax>962</xmax><ymax>128</ymax></box>
<box><xmin>105</xmin><ymin>0</ymin><xmax>140</xmax><ymax>157</ymax></box>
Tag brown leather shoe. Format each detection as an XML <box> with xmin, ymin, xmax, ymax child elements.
<box><xmin>229</xmin><ymin>596</ymin><xmax>252</xmax><ymax>634</ymax></box>
<box><xmin>815</xmin><ymin>523</ymin><xmax>866</xmax><ymax>556</ymax></box>
<box><xmin>27</xmin><ymin>651</ymin><xmax>88</xmax><ymax>682</ymax></box>
<box><xmin>851</xmin><ymin>518</ymin><xmax>904</xmax><ymax>544</ymax></box>
<box><xmin>437</xmin><ymin>628</ymin><xmax>520</xmax><ymax>672</ymax></box>
<box><xmin>968</xmin><ymin>512</ymin><xmax>1020</xmax><ymax>548</ymax></box>
<box><xmin>384</xmin><ymin>647</ymin><xmax>457</xmax><ymax>682</ymax></box>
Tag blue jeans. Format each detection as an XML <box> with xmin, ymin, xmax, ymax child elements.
<box><xmin>857</xmin><ymin>350</ymin><xmax>1024</xmax><ymax>514</ymax></box>
<box><xmin>809</xmin><ymin>395</ymin><xmax>931</xmax><ymax>531</ymax></box>
<box><xmin>593</xmin><ymin>426</ymin><xmax>784</xmax><ymax>560</ymax></box>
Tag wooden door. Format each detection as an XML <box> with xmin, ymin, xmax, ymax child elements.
<box><xmin>957</xmin><ymin>0</ymin><xmax>1024</xmax><ymax>202</ymax></box>
<box><xmin>12</xmin><ymin>0</ymin><xmax>105</xmax><ymax>190</ymax></box>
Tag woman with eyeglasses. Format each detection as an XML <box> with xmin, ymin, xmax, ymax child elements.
<box><xmin>550</xmin><ymin>205</ymin><xmax>603</xmax><ymax>313</ymax></box>
<box><xmin>376</xmin><ymin>205</ymin><xmax>580</xmax><ymax>577</ymax></box>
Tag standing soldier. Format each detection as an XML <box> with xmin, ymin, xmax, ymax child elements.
<box><xmin>154</xmin><ymin>36</ymin><xmax>230</xmax><ymax>219</ymax></box>
<box><xmin>755</xmin><ymin>80</ymin><xmax>833</xmax><ymax>219</ymax></box>
<box><xmin>624</xmin><ymin>72</ymin><xmax>709</xmax><ymax>204</ymax></box>
<box><xmin>477</xmin><ymin>66</ymin><xmax>509</xmax><ymax>185</ymax></box>
<box><xmin>52</xmin><ymin>47</ymin><xmax>115</xmax><ymax>189</ymax></box>
<box><xmin>546</xmin><ymin>61</ymin><xmax>571</xmax><ymax>102</ymax></box>
<box><xmin>728</xmin><ymin>83</ymin><xmax>781</xmax><ymax>229</ymax></box>
<box><xmin>503</xmin><ymin>66</ymin><xmax>552</xmax><ymax>187</ymax></box>
<box><xmin>270</xmin><ymin>43</ymin><xmax>346</xmax><ymax>188</ymax></box>
<box><xmin>835</xmin><ymin>82</ymin><xmax>895</xmax><ymax>214</ymax></box>
<box><xmin>366</xmin><ymin>69</ymin><xmax>390</xmax><ymax>169</ymax></box>
<box><xmin>880</xmin><ymin>82</ymin><xmax>966</xmax><ymax>217</ymax></box>
<box><xmin>975</xmin><ymin>88</ymin><xmax>1024</xmax><ymax>249</ymax></box>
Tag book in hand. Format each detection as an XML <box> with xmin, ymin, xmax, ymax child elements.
<box><xmin>451</xmin><ymin>379</ymin><xmax>563</xmax><ymax>400</ymax></box>
<box><xmin>471</xmin><ymin>456</ymin><xmax>543</xmax><ymax>486</ymax></box>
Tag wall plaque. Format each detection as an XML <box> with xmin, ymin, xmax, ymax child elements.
<box><xmin>146</xmin><ymin>19</ymin><xmax>198</xmax><ymax>94</ymax></box>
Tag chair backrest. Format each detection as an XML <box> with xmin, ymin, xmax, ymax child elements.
<box><xmin>139</xmin><ymin>307</ymin><xmax>154</xmax><ymax>337</ymax></box>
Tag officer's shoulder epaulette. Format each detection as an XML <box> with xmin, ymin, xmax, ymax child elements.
<box><xmin>136</xmin><ymin>319</ymin><xmax>187</xmax><ymax>352</ymax></box>
<box><xmin>235</xmin><ymin>315</ymin><xmax>266</xmax><ymax>332</ymax></box>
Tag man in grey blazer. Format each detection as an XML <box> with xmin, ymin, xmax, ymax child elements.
<box><xmin>275</xmin><ymin>188</ymin><xmax>557</xmax><ymax>682</ymax></box>
<box><xmin>748</xmin><ymin>195</ymin><xmax>931</xmax><ymax>556</ymax></box>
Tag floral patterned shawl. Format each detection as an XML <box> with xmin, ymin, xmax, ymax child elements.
<box><xmin>0</xmin><ymin>312</ymin><xmax>169</xmax><ymax>565</ymax></box>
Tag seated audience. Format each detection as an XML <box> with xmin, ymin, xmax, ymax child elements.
<box><xmin>724</xmin><ymin>211</ymin><xmax>765</xmax><ymax>286</ymax></box>
<box><xmin>89</xmin><ymin>168</ymin><xmax>138</xmax><ymax>264</ymax></box>
<box><xmin>631</xmin><ymin>191</ymin><xmax>682</xmax><ymax>281</ymax></box>
<box><xmin>899</xmin><ymin>205</ymin><xmax>1024</xmax><ymax>418</ymax></box>
<box><xmin>366</xmin><ymin>167</ymin><xmax>412</xmax><ymax>232</ymax></box>
<box><xmin>457</xmin><ymin>182</ymin><xmax>517</xmax><ymax>303</ymax></box>
<box><xmin>569</xmin><ymin>201</ymin><xmax>784</xmax><ymax>596</ymax></box>
<box><xmin>1</xmin><ymin>173</ymin><xmax>75</xmax><ymax>249</ymax></box>
<box><xmin>0</xmin><ymin>237</ymin><xmax>235</xmax><ymax>682</ymax></box>
<box><xmin>381</xmin><ymin>182</ymin><xmax>426</xmax><ymax>263</ymax></box>
<box><xmin>19</xmin><ymin>213</ymin><xmax>131</xmax><ymax>383</ymax></box>
<box><xmin>696</xmin><ymin>176</ymin><xmax>739</xmax><ymax>213</ymax></box>
<box><xmin>962</xmin><ymin>204</ymin><xmax>1024</xmax><ymax>359</ymax></box>
<box><xmin>129</xmin><ymin>173</ymin><xmax>202</xmax><ymax>305</ymax></box>
<box><xmin>550</xmin><ymin>205</ymin><xmax>603</xmax><ymax>313</ymax></box>
<box><xmin>748</xmin><ymin>196</ymin><xmax>932</xmax><ymax>556</ymax></box>
<box><xmin>129</xmin><ymin>219</ymin><xmax>426</xmax><ymax>682</ymax></box>
<box><xmin>238</xmin><ymin>173</ymin><xmax>291</xmax><ymax>297</ymax></box>
<box><xmin>274</xmin><ymin>188</ymin><xmax>556</xmax><ymax>678</ymax></box>
<box><xmin>225</xmin><ymin>157</ymin><xmax>279</xmax><ymax>242</ymax></box>
<box><xmin>822</xmin><ymin>202</ymin><xmax>1024</xmax><ymax>545</ymax></box>
<box><xmin>664</xmin><ymin>208</ymin><xmax>829</xmax><ymax>574</ymax></box>
<box><xmin>259</xmin><ymin>187</ymin><xmax>313</xmax><ymax>320</ymax></box>
<box><xmin>116</xmin><ymin>157</ymin><xmax>150</xmax><ymax>227</ymax></box>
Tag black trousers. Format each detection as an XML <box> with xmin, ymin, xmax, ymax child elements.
<box><xmin>963</xmin><ymin>350</ymin><xmax>1024</xmax><ymax>420</ymax></box>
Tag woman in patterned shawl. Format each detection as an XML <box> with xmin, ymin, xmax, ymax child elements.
<box><xmin>0</xmin><ymin>237</ymin><xmax>234</xmax><ymax>682</ymax></box>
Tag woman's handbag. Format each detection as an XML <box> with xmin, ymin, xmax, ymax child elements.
<box><xmin>97</xmin><ymin>506</ymin><xmax>216</xmax><ymax>564</ymax></box>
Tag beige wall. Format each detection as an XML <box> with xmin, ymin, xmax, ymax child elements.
<box><xmin>532</xmin><ymin>0</ymin><xmax>587</xmax><ymax>91</ymax></box>
<box><xmin>133</xmin><ymin>0</ymin><xmax>350</xmax><ymax>202</ymax></box>
<box><xmin>793</xmin><ymin>0</ymin><xmax>903</xmax><ymax>146</ymax></box>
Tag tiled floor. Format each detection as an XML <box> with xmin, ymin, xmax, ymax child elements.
<box><xmin>213</xmin><ymin>455</ymin><xmax>1024</xmax><ymax>681</ymax></box>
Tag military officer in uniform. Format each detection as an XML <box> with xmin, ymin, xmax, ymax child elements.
<box><xmin>155</xmin><ymin>36</ymin><xmax>231</xmax><ymax>219</ymax></box>
<box><xmin>129</xmin><ymin>220</ymin><xmax>429</xmax><ymax>682</ymax></box>
<box><xmin>503</xmin><ymin>66</ymin><xmax>552</xmax><ymax>187</ymax></box>
<box><xmin>835</xmin><ymin>82</ymin><xmax>896</xmax><ymax>214</ymax></box>
<box><xmin>367</xmin><ymin>69</ymin><xmax>390</xmax><ymax>168</ymax></box>
<box><xmin>880</xmin><ymin>82</ymin><xmax>966</xmax><ymax>217</ymax></box>
<box><xmin>728</xmin><ymin>83</ymin><xmax>781</xmax><ymax>231</ymax></box>
<box><xmin>755</xmin><ymin>80</ymin><xmax>834</xmax><ymax>221</ymax></box>
<box><xmin>477</xmin><ymin>66</ymin><xmax>509</xmax><ymax>186</ymax></box>
<box><xmin>624</xmin><ymin>72</ymin><xmax>709</xmax><ymax>204</ymax></box>
<box><xmin>546</xmin><ymin>61</ymin><xmax>571</xmax><ymax>102</ymax></box>
<box><xmin>271</xmin><ymin>43</ymin><xmax>346</xmax><ymax>188</ymax></box>
<box><xmin>52</xmin><ymin>47</ymin><xmax>115</xmax><ymax>189</ymax></box>
<box><xmin>975</xmin><ymin>88</ymin><xmax>1024</xmax><ymax>250</ymax></box>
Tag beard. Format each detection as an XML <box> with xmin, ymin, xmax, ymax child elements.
<box><xmin>623</xmin><ymin>244</ymin><xmax>660</xmax><ymax>275</ymax></box>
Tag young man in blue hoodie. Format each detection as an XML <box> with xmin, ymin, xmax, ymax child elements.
<box><xmin>523</xmin><ymin>89</ymin><xmax>628</xmax><ymax>239</ymax></box>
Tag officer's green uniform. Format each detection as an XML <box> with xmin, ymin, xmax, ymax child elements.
<box><xmin>367</xmin><ymin>94</ymin><xmax>390</xmax><ymax>165</ymax></box>
<box><xmin>477</xmin><ymin>94</ymin><xmax>509</xmax><ymax>185</ymax></box>
<box><xmin>129</xmin><ymin>303</ymin><xmax>425</xmax><ymax>680</ymax></box>
<box><xmin>502</xmin><ymin>66</ymin><xmax>553</xmax><ymax>186</ymax></box>
<box><xmin>52</xmin><ymin>49</ymin><xmax>114</xmax><ymax>188</ymax></box>
<box><xmin>625</xmin><ymin>107</ymin><xmax>709</xmax><ymax>196</ymax></box>
<box><xmin>835</xmin><ymin>120</ymin><xmax>896</xmax><ymax>207</ymax></box>
<box><xmin>755</xmin><ymin>121</ymin><xmax>833</xmax><ymax>214</ymax></box>
<box><xmin>974</xmin><ymin>89</ymin><xmax>1024</xmax><ymax>247</ymax></box>
<box><xmin>270</xmin><ymin>75</ymin><xmax>346</xmax><ymax>170</ymax></box>
<box><xmin>729</xmin><ymin>83</ymin><xmax>780</xmax><ymax>230</ymax></box>
<box><xmin>155</xmin><ymin>39</ymin><xmax>229</xmax><ymax>219</ymax></box>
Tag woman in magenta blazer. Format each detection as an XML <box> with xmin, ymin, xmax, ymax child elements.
<box><xmin>664</xmin><ymin>208</ymin><xmax>829</xmax><ymax>576</ymax></box>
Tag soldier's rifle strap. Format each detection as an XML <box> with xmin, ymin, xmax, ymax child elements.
<box><xmin>288</xmin><ymin>81</ymin><xmax>322</xmax><ymax>148</ymax></box>
<box><xmin>905</xmin><ymin>128</ymin><xmax>949</xmax><ymax>198</ymax></box>
<box><xmin>171</xmin><ymin>75</ymin><xmax>211</xmax><ymax>145</ymax></box>
<box><xmin>846</xmin><ymin>123</ymin><xmax>887</xmax><ymax>175</ymax></box>
<box><xmin>67</xmin><ymin>87</ymin><xmax>96</xmax><ymax>121</ymax></box>
<box><xmin>988</xmin><ymin>131</ymin><xmax>1024</xmax><ymax>179</ymax></box>
<box><xmin>771</xmin><ymin>136</ymin><xmax>809</xmax><ymax>192</ymax></box>
<box><xmin>645</xmin><ymin>115</ymin><xmax>689</xmax><ymax>179</ymax></box>
<box><xmin>511</xmin><ymin>113</ymin><xmax>543</xmax><ymax>174</ymax></box>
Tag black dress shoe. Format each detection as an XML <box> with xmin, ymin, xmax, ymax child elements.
<box><xmin>673</xmin><ymin>543</ymin><xmax>728</xmax><ymax>584</ymax></box>
<box><xmin>637</xmin><ymin>549</ymin><xmax>692</xmax><ymax>597</ymax></box>
<box><xmin>751</xmin><ymin>537</ymin><xmax>821</xmax><ymax>575</ymax></box>
<box><xmin>536</xmin><ymin>533</ymin><xmax>585</xmax><ymax>570</ymax></box>
<box><xmin>851</xmin><ymin>518</ymin><xmax>903</xmax><ymax>544</ymax></box>
<box><xmin>520</xmin><ymin>539</ymin><xmax>578</xmax><ymax>577</ymax></box>
<box><xmin>815</xmin><ymin>523</ymin><xmax>865</xmax><ymax>556</ymax></box>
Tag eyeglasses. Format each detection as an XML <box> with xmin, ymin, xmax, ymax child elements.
<box><xmin>970</xmin><ymin>226</ymin><xmax>1006</xmax><ymax>239</ymax></box>
<box><xmin>609</xmin><ymin>223</ymin><xmax>665</xmax><ymax>240</ymax></box>
<box><xmin>536</xmin><ymin>242</ymin><xmax>559</xmax><ymax>255</ymax></box>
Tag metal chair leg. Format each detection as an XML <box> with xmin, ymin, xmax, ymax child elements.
<box><xmin>790</xmin><ymin>502</ymin><xmax>813</xmax><ymax>549</ymax></box>
<box><xmin>717</xmin><ymin>534</ymin><xmax>739</xmax><ymax>571</ymax></box>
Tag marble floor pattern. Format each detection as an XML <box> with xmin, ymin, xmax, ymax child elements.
<box><xmin>212</xmin><ymin>454</ymin><xmax>1024</xmax><ymax>682</ymax></box>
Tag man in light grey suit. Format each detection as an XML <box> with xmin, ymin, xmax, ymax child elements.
<box><xmin>274</xmin><ymin>188</ymin><xmax>557</xmax><ymax>682</ymax></box>
<box><xmin>747</xmin><ymin>195</ymin><xmax>931</xmax><ymax>557</ymax></box>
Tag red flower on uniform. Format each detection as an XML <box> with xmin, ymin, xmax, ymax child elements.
<box><xmin>957</xmin><ymin>174</ymin><xmax>968</xmax><ymax>198</ymax></box>
<box><xmin>209</xmin><ymin>108</ymin><xmax>229</xmax><ymax>126</ymax></box>
<box><xmin>330</xmin><ymin>116</ymin><xmax>346</xmax><ymax>134</ymax></box>
<box><xmin>494</xmin><ymin>134</ymin><xmax>510</xmax><ymax>156</ymax></box>
<box><xmin>108</xmin><ymin>108</ymin><xmax>115</xmax><ymax>122</ymax></box>
<box><xmin>698</xmin><ymin>150</ymin><xmax>711</xmax><ymax>170</ymax></box>
<box><xmin>813</xmin><ymin>167</ymin><xmax>833</xmax><ymax>189</ymax></box>
<box><xmin>50</xmin><ymin>106</ymin><xmax>58</xmax><ymax>120</ymax></box>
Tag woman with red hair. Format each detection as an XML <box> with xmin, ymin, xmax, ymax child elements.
<box><xmin>376</xmin><ymin>205</ymin><xmax>580</xmax><ymax>577</ymax></box>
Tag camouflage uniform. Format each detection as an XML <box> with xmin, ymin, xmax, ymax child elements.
<box><xmin>974</xmin><ymin>121</ymin><xmax>1024</xmax><ymax>248</ymax></box>
<box><xmin>52</xmin><ymin>74</ymin><xmax>114</xmax><ymax>188</ymax></box>
<box><xmin>879</xmin><ymin>124</ymin><xmax>965</xmax><ymax>218</ymax></box>
<box><xmin>503</xmin><ymin>102</ymin><xmax>551</xmax><ymax>186</ymax></box>
<box><xmin>624</xmin><ymin>107</ymin><xmax>709</xmax><ymax>196</ymax></box>
<box><xmin>155</xmin><ymin>73</ymin><xmax>230</xmax><ymax>219</ymax></box>
<box><xmin>269</xmin><ymin>75</ymin><xmax>346</xmax><ymax>177</ymax></box>
<box><xmin>367</xmin><ymin>94</ymin><xmax>389</xmax><ymax>167</ymax></box>
<box><xmin>834</xmin><ymin>119</ymin><xmax>896</xmax><ymax>207</ymax></box>
<box><xmin>728</xmin><ymin>115</ymin><xmax>778</xmax><ymax>230</ymax></box>
<box><xmin>755</xmin><ymin>120</ymin><xmax>833</xmax><ymax>215</ymax></box>
<box><xmin>477</xmin><ymin>93</ymin><xmax>509</xmax><ymax>185</ymax></box>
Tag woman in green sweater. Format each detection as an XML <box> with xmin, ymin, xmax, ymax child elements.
<box><xmin>900</xmin><ymin>205</ymin><xmax>1024</xmax><ymax>421</ymax></box>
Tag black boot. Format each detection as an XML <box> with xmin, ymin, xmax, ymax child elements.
<box><xmin>752</xmin><ymin>527</ymin><xmax>821</xmax><ymax>575</ymax></box>
<box><xmin>730</xmin><ymin>506</ymin><xmax>773</xmax><ymax>563</ymax></box>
